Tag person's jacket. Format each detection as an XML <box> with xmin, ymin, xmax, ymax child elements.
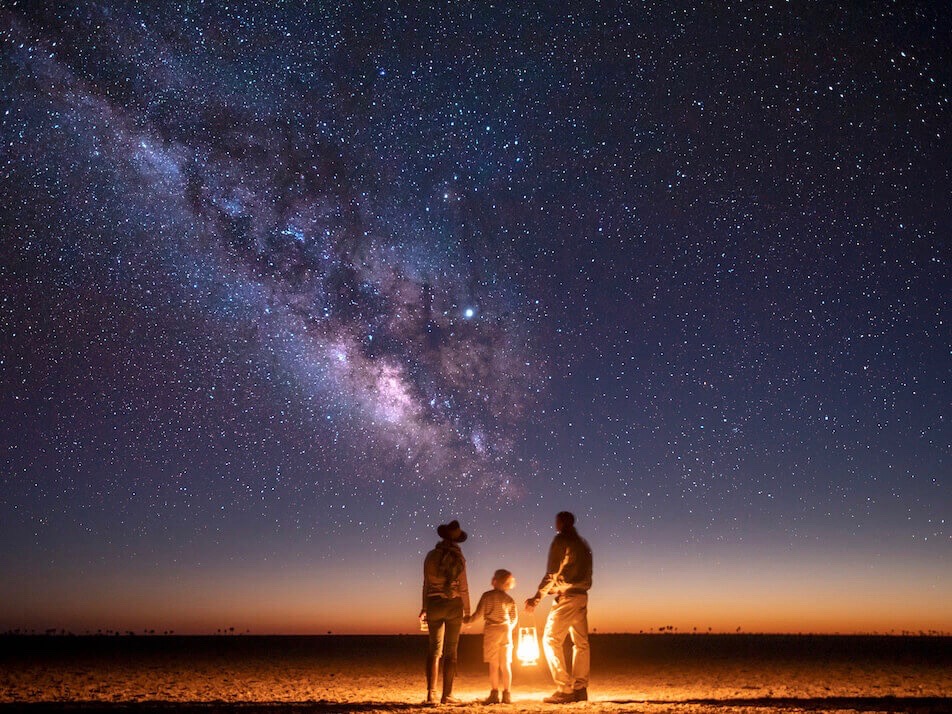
<box><xmin>534</xmin><ymin>526</ymin><xmax>593</xmax><ymax>598</ymax></box>
<box><xmin>422</xmin><ymin>540</ymin><xmax>471</xmax><ymax>615</ymax></box>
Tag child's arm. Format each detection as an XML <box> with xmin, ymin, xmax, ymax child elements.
<box><xmin>466</xmin><ymin>592</ymin><xmax>487</xmax><ymax>625</ymax></box>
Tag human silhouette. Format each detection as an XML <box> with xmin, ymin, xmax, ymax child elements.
<box><xmin>420</xmin><ymin>520</ymin><xmax>470</xmax><ymax>704</ymax></box>
<box><xmin>465</xmin><ymin>568</ymin><xmax>518</xmax><ymax>704</ymax></box>
<box><xmin>525</xmin><ymin>511</ymin><xmax>593</xmax><ymax>703</ymax></box>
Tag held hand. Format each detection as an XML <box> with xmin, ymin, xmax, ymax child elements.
<box><xmin>524</xmin><ymin>598</ymin><xmax>537</xmax><ymax>613</ymax></box>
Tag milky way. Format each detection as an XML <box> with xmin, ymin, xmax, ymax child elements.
<box><xmin>0</xmin><ymin>2</ymin><xmax>948</xmax><ymax>633</ymax></box>
<box><xmin>2</xmin><ymin>5</ymin><xmax>546</xmax><ymax>497</ymax></box>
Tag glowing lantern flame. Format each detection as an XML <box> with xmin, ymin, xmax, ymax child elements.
<box><xmin>516</xmin><ymin>626</ymin><xmax>540</xmax><ymax>666</ymax></box>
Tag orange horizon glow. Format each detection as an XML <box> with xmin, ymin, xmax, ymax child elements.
<box><xmin>3</xmin><ymin>532</ymin><xmax>949</xmax><ymax>638</ymax></box>
<box><xmin>4</xmin><ymin>553</ymin><xmax>950</xmax><ymax>637</ymax></box>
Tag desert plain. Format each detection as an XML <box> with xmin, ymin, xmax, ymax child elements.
<box><xmin>0</xmin><ymin>634</ymin><xmax>949</xmax><ymax>713</ymax></box>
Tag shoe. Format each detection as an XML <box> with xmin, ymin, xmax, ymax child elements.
<box><xmin>501</xmin><ymin>690</ymin><xmax>511</xmax><ymax>704</ymax></box>
<box><xmin>425</xmin><ymin>690</ymin><xmax>438</xmax><ymax>704</ymax></box>
<box><xmin>440</xmin><ymin>695</ymin><xmax>461</xmax><ymax>704</ymax></box>
<box><xmin>573</xmin><ymin>688</ymin><xmax>588</xmax><ymax>701</ymax></box>
<box><xmin>543</xmin><ymin>690</ymin><xmax>576</xmax><ymax>704</ymax></box>
<box><xmin>482</xmin><ymin>689</ymin><xmax>499</xmax><ymax>704</ymax></box>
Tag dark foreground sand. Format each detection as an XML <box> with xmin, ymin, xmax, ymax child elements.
<box><xmin>0</xmin><ymin>635</ymin><xmax>949</xmax><ymax>714</ymax></box>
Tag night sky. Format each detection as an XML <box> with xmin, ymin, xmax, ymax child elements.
<box><xmin>1</xmin><ymin>2</ymin><xmax>948</xmax><ymax>635</ymax></box>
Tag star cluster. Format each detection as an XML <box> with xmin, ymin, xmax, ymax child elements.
<box><xmin>0</xmin><ymin>2</ymin><xmax>948</xmax><ymax>633</ymax></box>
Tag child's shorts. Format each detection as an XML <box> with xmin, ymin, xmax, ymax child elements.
<box><xmin>483</xmin><ymin>623</ymin><xmax>513</xmax><ymax>663</ymax></box>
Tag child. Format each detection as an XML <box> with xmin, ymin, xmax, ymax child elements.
<box><xmin>465</xmin><ymin>569</ymin><xmax>518</xmax><ymax>704</ymax></box>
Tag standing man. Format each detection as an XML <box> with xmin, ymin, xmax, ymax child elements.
<box><xmin>525</xmin><ymin>511</ymin><xmax>593</xmax><ymax>703</ymax></box>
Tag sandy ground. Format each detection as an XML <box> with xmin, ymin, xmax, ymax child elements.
<box><xmin>0</xmin><ymin>635</ymin><xmax>949</xmax><ymax>713</ymax></box>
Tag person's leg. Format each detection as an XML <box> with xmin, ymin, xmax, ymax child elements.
<box><xmin>542</xmin><ymin>598</ymin><xmax>573</xmax><ymax>693</ymax></box>
<box><xmin>566</xmin><ymin>594</ymin><xmax>590</xmax><ymax>696</ymax></box>
<box><xmin>441</xmin><ymin>599</ymin><xmax>464</xmax><ymax>702</ymax></box>
<box><xmin>501</xmin><ymin>649</ymin><xmax>512</xmax><ymax>692</ymax></box>
<box><xmin>425</xmin><ymin>601</ymin><xmax>446</xmax><ymax>701</ymax></box>
<box><xmin>502</xmin><ymin>635</ymin><xmax>513</xmax><ymax>702</ymax></box>
<box><xmin>482</xmin><ymin>653</ymin><xmax>500</xmax><ymax>703</ymax></box>
<box><xmin>489</xmin><ymin>656</ymin><xmax>501</xmax><ymax>690</ymax></box>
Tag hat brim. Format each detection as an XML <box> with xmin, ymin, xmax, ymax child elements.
<box><xmin>437</xmin><ymin>523</ymin><xmax>467</xmax><ymax>542</ymax></box>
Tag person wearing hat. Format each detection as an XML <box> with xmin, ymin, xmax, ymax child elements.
<box><xmin>420</xmin><ymin>520</ymin><xmax>471</xmax><ymax>704</ymax></box>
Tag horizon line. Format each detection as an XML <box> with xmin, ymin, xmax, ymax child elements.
<box><xmin>5</xmin><ymin>630</ymin><xmax>951</xmax><ymax>637</ymax></box>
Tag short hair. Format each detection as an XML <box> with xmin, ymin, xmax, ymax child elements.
<box><xmin>556</xmin><ymin>511</ymin><xmax>576</xmax><ymax>528</ymax></box>
<box><xmin>492</xmin><ymin>569</ymin><xmax>513</xmax><ymax>583</ymax></box>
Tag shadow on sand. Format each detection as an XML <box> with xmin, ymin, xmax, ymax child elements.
<box><xmin>2</xmin><ymin>696</ymin><xmax>951</xmax><ymax>714</ymax></box>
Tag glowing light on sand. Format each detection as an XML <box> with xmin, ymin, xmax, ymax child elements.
<box><xmin>517</xmin><ymin>626</ymin><xmax>540</xmax><ymax>666</ymax></box>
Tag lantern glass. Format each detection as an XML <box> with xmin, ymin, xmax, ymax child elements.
<box><xmin>516</xmin><ymin>626</ymin><xmax>540</xmax><ymax>666</ymax></box>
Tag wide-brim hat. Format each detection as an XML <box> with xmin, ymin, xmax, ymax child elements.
<box><xmin>437</xmin><ymin>520</ymin><xmax>467</xmax><ymax>543</ymax></box>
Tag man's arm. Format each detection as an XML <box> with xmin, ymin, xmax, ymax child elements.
<box><xmin>525</xmin><ymin>536</ymin><xmax>565</xmax><ymax>609</ymax></box>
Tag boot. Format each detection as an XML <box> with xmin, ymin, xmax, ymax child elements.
<box><xmin>544</xmin><ymin>690</ymin><xmax>576</xmax><ymax>704</ymax></box>
<box><xmin>441</xmin><ymin>657</ymin><xmax>459</xmax><ymax>704</ymax></box>
<box><xmin>482</xmin><ymin>689</ymin><xmax>499</xmax><ymax>704</ymax></box>
<box><xmin>501</xmin><ymin>690</ymin><xmax>511</xmax><ymax>704</ymax></box>
<box><xmin>425</xmin><ymin>655</ymin><xmax>439</xmax><ymax>704</ymax></box>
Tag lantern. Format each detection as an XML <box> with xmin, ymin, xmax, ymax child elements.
<box><xmin>419</xmin><ymin>614</ymin><xmax>429</xmax><ymax>632</ymax></box>
<box><xmin>516</xmin><ymin>626</ymin><xmax>540</xmax><ymax>666</ymax></box>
